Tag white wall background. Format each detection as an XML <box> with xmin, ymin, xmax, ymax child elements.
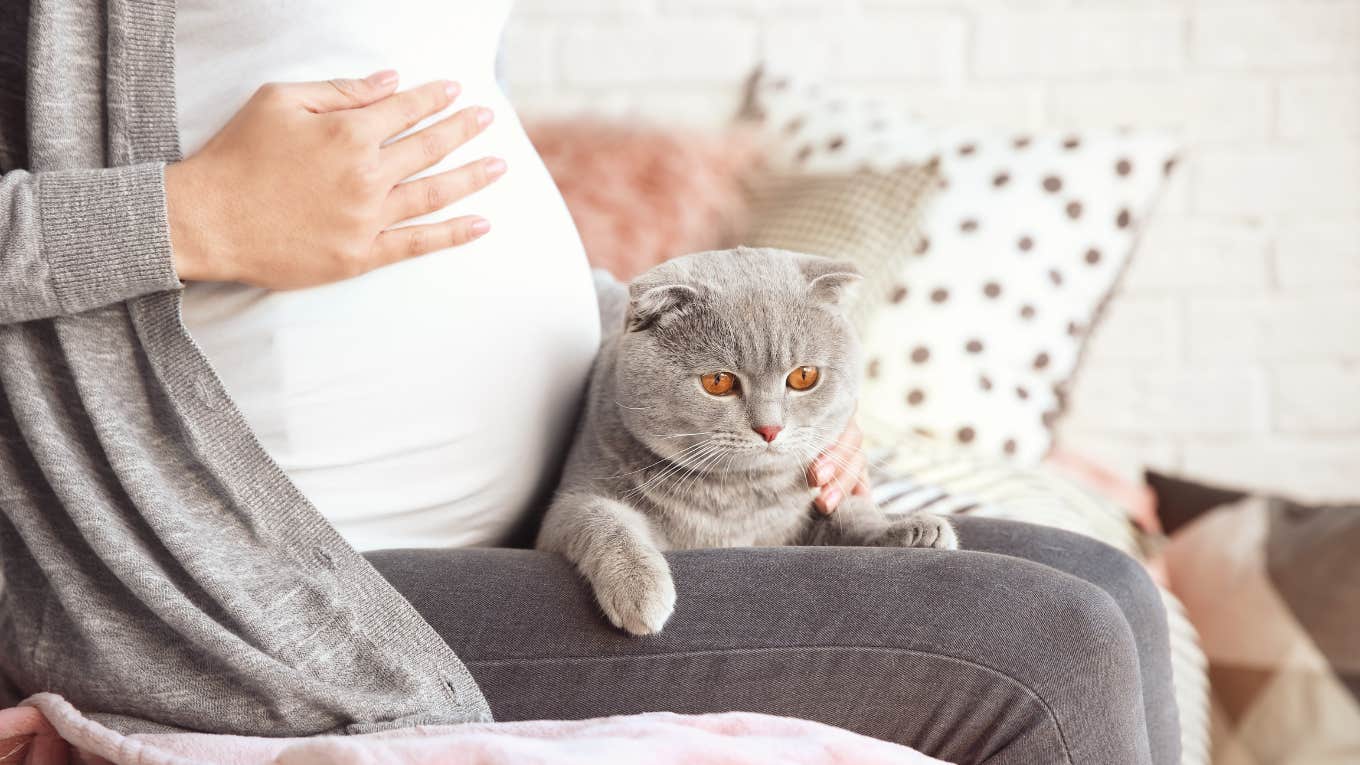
<box><xmin>502</xmin><ymin>0</ymin><xmax>1360</xmax><ymax>501</ymax></box>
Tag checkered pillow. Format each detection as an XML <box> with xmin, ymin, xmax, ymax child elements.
<box><xmin>744</xmin><ymin>163</ymin><xmax>939</xmax><ymax>331</ymax></box>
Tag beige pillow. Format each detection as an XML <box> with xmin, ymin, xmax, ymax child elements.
<box><xmin>743</xmin><ymin>163</ymin><xmax>940</xmax><ymax>331</ymax></box>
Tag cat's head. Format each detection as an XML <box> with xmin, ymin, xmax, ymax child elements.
<box><xmin>612</xmin><ymin>247</ymin><xmax>862</xmax><ymax>472</ymax></box>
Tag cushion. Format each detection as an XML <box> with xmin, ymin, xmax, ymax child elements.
<box><xmin>527</xmin><ymin>119</ymin><xmax>761</xmax><ymax>281</ymax></box>
<box><xmin>739</xmin><ymin>69</ymin><xmax>1178</xmax><ymax>464</ymax></box>
<box><xmin>1147</xmin><ymin>471</ymin><xmax>1360</xmax><ymax>763</ymax></box>
<box><xmin>743</xmin><ymin>163</ymin><xmax>940</xmax><ymax>331</ymax></box>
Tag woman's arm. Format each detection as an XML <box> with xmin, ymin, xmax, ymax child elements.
<box><xmin>0</xmin><ymin>162</ymin><xmax>180</xmax><ymax>323</ymax></box>
<box><xmin>0</xmin><ymin>71</ymin><xmax>503</xmax><ymax>325</ymax></box>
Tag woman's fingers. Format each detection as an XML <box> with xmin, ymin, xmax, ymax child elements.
<box><xmin>360</xmin><ymin>80</ymin><xmax>462</xmax><ymax>142</ymax></box>
<box><xmin>370</xmin><ymin>216</ymin><xmax>491</xmax><ymax>268</ymax></box>
<box><xmin>382</xmin><ymin>157</ymin><xmax>506</xmax><ymax>225</ymax></box>
<box><xmin>285</xmin><ymin>70</ymin><xmax>401</xmax><ymax>113</ymax></box>
<box><xmin>810</xmin><ymin>418</ymin><xmax>870</xmax><ymax>514</ymax></box>
<box><xmin>814</xmin><ymin>448</ymin><xmax>868</xmax><ymax>514</ymax></box>
<box><xmin>379</xmin><ymin>106</ymin><xmax>493</xmax><ymax>184</ymax></box>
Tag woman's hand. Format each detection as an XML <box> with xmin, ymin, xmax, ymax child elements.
<box><xmin>165</xmin><ymin>70</ymin><xmax>504</xmax><ymax>288</ymax></box>
<box><xmin>809</xmin><ymin>417</ymin><xmax>872</xmax><ymax>514</ymax></box>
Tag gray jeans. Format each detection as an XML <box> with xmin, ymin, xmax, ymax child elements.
<box><xmin>367</xmin><ymin>517</ymin><xmax>1179</xmax><ymax>764</ymax></box>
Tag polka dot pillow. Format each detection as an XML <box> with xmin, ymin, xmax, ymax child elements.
<box><xmin>740</xmin><ymin>69</ymin><xmax>1178</xmax><ymax>464</ymax></box>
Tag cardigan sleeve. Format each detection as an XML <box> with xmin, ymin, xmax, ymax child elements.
<box><xmin>0</xmin><ymin>162</ymin><xmax>183</xmax><ymax>324</ymax></box>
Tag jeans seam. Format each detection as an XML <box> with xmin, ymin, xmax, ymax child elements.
<box><xmin>468</xmin><ymin>645</ymin><xmax>1074</xmax><ymax>764</ymax></box>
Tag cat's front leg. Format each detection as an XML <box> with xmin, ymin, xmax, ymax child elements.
<box><xmin>804</xmin><ymin>494</ymin><xmax>959</xmax><ymax>550</ymax></box>
<box><xmin>537</xmin><ymin>492</ymin><xmax>676</xmax><ymax>636</ymax></box>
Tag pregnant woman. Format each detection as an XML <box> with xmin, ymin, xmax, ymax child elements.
<box><xmin>0</xmin><ymin>2</ymin><xmax>1179</xmax><ymax>763</ymax></box>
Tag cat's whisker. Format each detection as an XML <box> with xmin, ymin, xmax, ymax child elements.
<box><xmin>622</xmin><ymin>441</ymin><xmax>722</xmax><ymax>501</ymax></box>
<box><xmin>613</xmin><ymin>399</ymin><xmax>653</xmax><ymax>411</ymax></box>
<box><xmin>599</xmin><ymin>439</ymin><xmax>714</xmax><ymax>480</ymax></box>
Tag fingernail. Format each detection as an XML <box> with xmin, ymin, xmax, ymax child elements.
<box><xmin>822</xmin><ymin>486</ymin><xmax>842</xmax><ymax>510</ymax></box>
<box><xmin>444</xmin><ymin>81</ymin><xmax>461</xmax><ymax>99</ymax></box>
<box><xmin>369</xmin><ymin>70</ymin><xmax>398</xmax><ymax>87</ymax></box>
<box><xmin>484</xmin><ymin>157</ymin><xmax>507</xmax><ymax>178</ymax></box>
<box><xmin>476</xmin><ymin>107</ymin><xmax>494</xmax><ymax>127</ymax></box>
<box><xmin>814</xmin><ymin>462</ymin><xmax>834</xmax><ymax>485</ymax></box>
<box><xmin>470</xmin><ymin>218</ymin><xmax>491</xmax><ymax>236</ymax></box>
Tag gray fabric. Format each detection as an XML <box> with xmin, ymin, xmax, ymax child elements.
<box><xmin>369</xmin><ymin>517</ymin><xmax>1181</xmax><ymax>765</ymax></box>
<box><xmin>0</xmin><ymin>0</ymin><xmax>490</xmax><ymax>734</ymax></box>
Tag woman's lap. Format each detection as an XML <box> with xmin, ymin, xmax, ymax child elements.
<box><xmin>365</xmin><ymin>516</ymin><xmax>1176</xmax><ymax>765</ymax></box>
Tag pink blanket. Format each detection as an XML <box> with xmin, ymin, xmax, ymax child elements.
<box><xmin>1</xmin><ymin>694</ymin><xmax>949</xmax><ymax>765</ymax></box>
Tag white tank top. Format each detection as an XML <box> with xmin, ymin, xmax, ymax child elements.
<box><xmin>175</xmin><ymin>0</ymin><xmax>600</xmax><ymax>551</ymax></box>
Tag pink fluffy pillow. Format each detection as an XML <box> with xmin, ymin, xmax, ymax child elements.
<box><xmin>526</xmin><ymin>119</ymin><xmax>761</xmax><ymax>280</ymax></box>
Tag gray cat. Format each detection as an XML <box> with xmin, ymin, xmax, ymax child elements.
<box><xmin>537</xmin><ymin>247</ymin><xmax>958</xmax><ymax>636</ymax></box>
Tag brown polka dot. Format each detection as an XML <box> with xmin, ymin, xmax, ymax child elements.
<box><xmin>957</xmin><ymin>426</ymin><xmax>976</xmax><ymax>444</ymax></box>
<box><xmin>1013</xmin><ymin>135</ymin><xmax>1031</xmax><ymax>149</ymax></box>
<box><xmin>993</xmin><ymin>171</ymin><xmax>1010</xmax><ymax>187</ymax></box>
<box><xmin>906</xmin><ymin>389</ymin><xmax>925</xmax><ymax>406</ymax></box>
<box><xmin>1017</xmin><ymin>235</ymin><xmax>1034</xmax><ymax>252</ymax></box>
<box><xmin>1016</xmin><ymin>386</ymin><xmax>1029</xmax><ymax>400</ymax></box>
<box><xmin>1065</xmin><ymin>201</ymin><xmax>1083</xmax><ymax>219</ymax></box>
<box><xmin>1116</xmin><ymin>208</ymin><xmax>1132</xmax><ymax>228</ymax></box>
<box><xmin>965</xmin><ymin>339</ymin><xmax>984</xmax><ymax>354</ymax></box>
<box><xmin>1019</xmin><ymin>304</ymin><xmax>1037</xmax><ymax>320</ymax></box>
<box><xmin>1041</xmin><ymin>409</ymin><xmax>1059</xmax><ymax>427</ymax></box>
<box><xmin>795</xmin><ymin>145</ymin><xmax>813</xmax><ymax>163</ymax></box>
<box><xmin>827</xmin><ymin>135</ymin><xmax>846</xmax><ymax>151</ymax></box>
<box><xmin>889</xmin><ymin>285</ymin><xmax>908</xmax><ymax>303</ymax></box>
<box><xmin>983</xmin><ymin>282</ymin><xmax>1002</xmax><ymax>299</ymax></box>
<box><xmin>930</xmin><ymin>288</ymin><xmax>949</xmax><ymax>303</ymax></box>
<box><xmin>1164</xmin><ymin>157</ymin><xmax>1178</xmax><ymax>176</ymax></box>
<box><xmin>1048</xmin><ymin>269</ymin><xmax>1063</xmax><ymax>286</ymax></box>
<box><xmin>958</xmin><ymin>143</ymin><xmax>977</xmax><ymax>156</ymax></box>
<box><xmin>915</xmin><ymin>237</ymin><xmax>931</xmax><ymax>256</ymax></box>
<box><xmin>1003</xmin><ymin>439</ymin><xmax>1018</xmax><ymax>455</ymax></box>
<box><xmin>1068</xmin><ymin>321</ymin><xmax>1085</xmax><ymax>337</ymax></box>
<box><xmin>1116</xmin><ymin>158</ymin><xmax>1132</xmax><ymax>176</ymax></box>
<box><xmin>960</xmin><ymin>218</ymin><xmax>979</xmax><ymax>233</ymax></box>
<box><xmin>979</xmin><ymin>375</ymin><xmax>992</xmax><ymax>392</ymax></box>
<box><xmin>1033</xmin><ymin>352</ymin><xmax>1050</xmax><ymax>370</ymax></box>
<box><xmin>1062</xmin><ymin>136</ymin><xmax>1081</xmax><ymax>150</ymax></box>
<box><xmin>1084</xmin><ymin>248</ymin><xmax>1101</xmax><ymax>265</ymax></box>
<box><xmin>1042</xmin><ymin>176</ymin><xmax>1062</xmax><ymax>193</ymax></box>
<box><xmin>867</xmin><ymin>358</ymin><xmax>881</xmax><ymax>378</ymax></box>
<box><xmin>910</xmin><ymin>346</ymin><xmax>930</xmax><ymax>364</ymax></box>
<box><xmin>784</xmin><ymin>117</ymin><xmax>804</xmax><ymax>135</ymax></box>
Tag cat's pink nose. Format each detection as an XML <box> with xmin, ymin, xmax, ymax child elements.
<box><xmin>753</xmin><ymin>425</ymin><xmax>783</xmax><ymax>443</ymax></box>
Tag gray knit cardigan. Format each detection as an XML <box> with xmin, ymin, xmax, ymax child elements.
<box><xmin>0</xmin><ymin>0</ymin><xmax>492</xmax><ymax>734</ymax></box>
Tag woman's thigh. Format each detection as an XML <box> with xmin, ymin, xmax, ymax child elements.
<box><xmin>367</xmin><ymin>517</ymin><xmax>1160</xmax><ymax>765</ymax></box>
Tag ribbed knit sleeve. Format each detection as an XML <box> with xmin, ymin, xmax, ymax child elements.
<box><xmin>0</xmin><ymin>162</ymin><xmax>181</xmax><ymax>324</ymax></box>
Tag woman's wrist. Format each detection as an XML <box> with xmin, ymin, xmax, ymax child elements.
<box><xmin>165</xmin><ymin>158</ymin><xmax>220</xmax><ymax>284</ymax></box>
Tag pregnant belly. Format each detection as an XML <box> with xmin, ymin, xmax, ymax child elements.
<box><xmin>182</xmin><ymin>112</ymin><xmax>601</xmax><ymax>551</ymax></box>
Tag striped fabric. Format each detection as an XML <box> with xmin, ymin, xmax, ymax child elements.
<box><xmin>869</xmin><ymin>437</ymin><xmax>1211</xmax><ymax>765</ymax></box>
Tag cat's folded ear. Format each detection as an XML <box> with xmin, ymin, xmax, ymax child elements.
<box><xmin>799</xmin><ymin>256</ymin><xmax>862</xmax><ymax>308</ymax></box>
<box><xmin>626</xmin><ymin>283</ymin><xmax>700</xmax><ymax>332</ymax></box>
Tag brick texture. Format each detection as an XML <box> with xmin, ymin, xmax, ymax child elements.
<box><xmin>504</xmin><ymin>0</ymin><xmax>1360</xmax><ymax>500</ymax></box>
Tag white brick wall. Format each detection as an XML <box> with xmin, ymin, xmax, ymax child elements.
<box><xmin>503</xmin><ymin>0</ymin><xmax>1360</xmax><ymax>500</ymax></box>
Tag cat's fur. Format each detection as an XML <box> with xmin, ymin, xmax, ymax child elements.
<box><xmin>537</xmin><ymin>248</ymin><xmax>958</xmax><ymax>635</ymax></box>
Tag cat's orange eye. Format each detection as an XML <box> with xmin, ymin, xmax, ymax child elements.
<box><xmin>700</xmin><ymin>371</ymin><xmax>738</xmax><ymax>396</ymax></box>
<box><xmin>787</xmin><ymin>366</ymin><xmax>821</xmax><ymax>391</ymax></box>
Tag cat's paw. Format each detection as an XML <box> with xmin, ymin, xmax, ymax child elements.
<box><xmin>590</xmin><ymin>553</ymin><xmax>677</xmax><ymax>636</ymax></box>
<box><xmin>877</xmin><ymin>513</ymin><xmax>959</xmax><ymax>550</ymax></box>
